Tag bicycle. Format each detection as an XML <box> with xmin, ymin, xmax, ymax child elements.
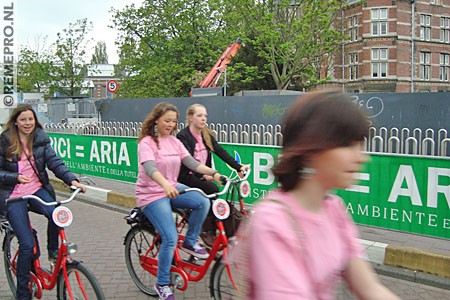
<box><xmin>1</xmin><ymin>187</ymin><xmax>106</xmax><ymax>300</ymax></box>
<box><xmin>123</xmin><ymin>169</ymin><xmax>252</xmax><ymax>300</ymax></box>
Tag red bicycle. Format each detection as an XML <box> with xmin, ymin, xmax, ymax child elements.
<box><xmin>1</xmin><ymin>187</ymin><xmax>105</xmax><ymax>300</ymax></box>
<box><xmin>124</xmin><ymin>170</ymin><xmax>251</xmax><ymax>300</ymax></box>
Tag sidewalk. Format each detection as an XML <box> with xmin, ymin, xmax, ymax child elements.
<box><xmin>51</xmin><ymin>175</ymin><xmax>450</xmax><ymax>289</ymax></box>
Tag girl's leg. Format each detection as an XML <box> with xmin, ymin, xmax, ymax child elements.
<box><xmin>7</xmin><ymin>200</ymin><xmax>34</xmax><ymax>300</ymax></box>
<box><xmin>171</xmin><ymin>184</ymin><xmax>210</xmax><ymax>246</ymax></box>
<box><xmin>142</xmin><ymin>198</ymin><xmax>178</xmax><ymax>286</ymax></box>
<box><xmin>29</xmin><ymin>188</ymin><xmax>60</xmax><ymax>252</ymax></box>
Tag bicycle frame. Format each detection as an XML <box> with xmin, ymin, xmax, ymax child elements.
<box><xmin>131</xmin><ymin>170</ymin><xmax>251</xmax><ymax>292</ymax></box>
<box><xmin>4</xmin><ymin>188</ymin><xmax>93</xmax><ymax>299</ymax></box>
<box><xmin>139</xmin><ymin>217</ymin><xmax>231</xmax><ymax>291</ymax></box>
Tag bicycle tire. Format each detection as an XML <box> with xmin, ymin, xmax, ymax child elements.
<box><xmin>124</xmin><ymin>225</ymin><xmax>160</xmax><ymax>296</ymax></box>
<box><xmin>210</xmin><ymin>256</ymin><xmax>238</xmax><ymax>300</ymax></box>
<box><xmin>3</xmin><ymin>231</ymin><xmax>18</xmax><ymax>296</ymax></box>
<box><xmin>56</xmin><ymin>262</ymin><xmax>105</xmax><ymax>300</ymax></box>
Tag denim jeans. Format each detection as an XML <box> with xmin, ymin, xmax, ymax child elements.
<box><xmin>7</xmin><ymin>188</ymin><xmax>60</xmax><ymax>300</ymax></box>
<box><xmin>142</xmin><ymin>184</ymin><xmax>210</xmax><ymax>286</ymax></box>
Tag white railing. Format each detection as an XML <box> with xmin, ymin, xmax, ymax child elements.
<box><xmin>44</xmin><ymin>122</ymin><xmax>449</xmax><ymax>157</ymax></box>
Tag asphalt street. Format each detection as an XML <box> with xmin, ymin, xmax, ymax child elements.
<box><xmin>0</xmin><ymin>199</ymin><xmax>449</xmax><ymax>299</ymax></box>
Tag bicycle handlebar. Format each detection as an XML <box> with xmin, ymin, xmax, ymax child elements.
<box><xmin>180</xmin><ymin>168</ymin><xmax>251</xmax><ymax>199</ymax></box>
<box><xmin>5</xmin><ymin>186</ymin><xmax>82</xmax><ymax>206</ymax></box>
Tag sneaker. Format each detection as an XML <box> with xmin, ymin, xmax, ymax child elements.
<box><xmin>154</xmin><ymin>283</ymin><xmax>175</xmax><ymax>300</ymax></box>
<box><xmin>48</xmin><ymin>249</ymin><xmax>58</xmax><ymax>262</ymax></box>
<box><xmin>181</xmin><ymin>241</ymin><xmax>209</xmax><ymax>259</ymax></box>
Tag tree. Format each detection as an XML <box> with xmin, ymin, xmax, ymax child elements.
<box><xmin>91</xmin><ymin>41</ymin><xmax>109</xmax><ymax>64</ymax></box>
<box><xmin>17</xmin><ymin>37</ymin><xmax>55</xmax><ymax>93</ymax></box>
<box><xmin>111</xmin><ymin>0</ymin><xmax>240</xmax><ymax>98</ymax></box>
<box><xmin>228</xmin><ymin>0</ymin><xmax>346</xmax><ymax>90</ymax></box>
<box><xmin>53</xmin><ymin>18</ymin><xmax>93</xmax><ymax>97</ymax></box>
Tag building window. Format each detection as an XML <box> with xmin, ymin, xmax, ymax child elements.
<box><xmin>420</xmin><ymin>15</ymin><xmax>431</xmax><ymax>41</ymax></box>
<box><xmin>440</xmin><ymin>17</ymin><xmax>450</xmax><ymax>43</ymax></box>
<box><xmin>431</xmin><ymin>0</ymin><xmax>442</xmax><ymax>5</ymax></box>
<box><xmin>348</xmin><ymin>15</ymin><xmax>358</xmax><ymax>41</ymax></box>
<box><xmin>371</xmin><ymin>48</ymin><xmax>388</xmax><ymax>78</ymax></box>
<box><xmin>349</xmin><ymin>53</ymin><xmax>358</xmax><ymax>80</ymax></box>
<box><xmin>440</xmin><ymin>53</ymin><xmax>450</xmax><ymax>81</ymax></box>
<box><xmin>371</xmin><ymin>8</ymin><xmax>387</xmax><ymax>36</ymax></box>
<box><xmin>420</xmin><ymin>52</ymin><xmax>431</xmax><ymax>80</ymax></box>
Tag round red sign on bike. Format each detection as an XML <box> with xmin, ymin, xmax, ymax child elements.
<box><xmin>52</xmin><ymin>206</ymin><xmax>73</xmax><ymax>227</ymax></box>
<box><xmin>212</xmin><ymin>199</ymin><xmax>230</xmax><ymax>220</ymax></box>
<box><xmin>239</xmin><ymin>180</ymin><xmax>251</xmax><ymax>198</ymax></box>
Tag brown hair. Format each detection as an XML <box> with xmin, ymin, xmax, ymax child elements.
<box><xmin>2</xmin><ymin>104</ymin><xmax>43</xmax><ymax>159</ymax></box>
<box><xmin>186</xmin><ymin>103</ymin><xmax>215</xmax><ymax>151</ymax></box>
<box><xmin>273</xmin><ymin>90</ymin><xmax>369</xmax><ymax>191</ymax></box>
<box><xmin>139</xmin><ymin>102</ymin><xmax>179</xmax><ymax>147</ymax></box>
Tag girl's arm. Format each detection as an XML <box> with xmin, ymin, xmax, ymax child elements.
<box><xmin>142</xmin><ymin>160</ymin><xmax>178</xmax><ymax>198</ymax></box>
<box><xmin>344</xmin><ymin>258</ymin><xmax>401</xmax><ymax>300</ymax></box>
<box><xmin>181</xmin><ymin>156</ymin><xmax>222</xmax><ymax>182</ymax></box>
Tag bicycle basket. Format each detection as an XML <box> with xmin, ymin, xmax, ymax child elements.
<box><xmin>203</xmin><ymin>202</ymin><xmax>245</xmax><ymax>239</ymax></box>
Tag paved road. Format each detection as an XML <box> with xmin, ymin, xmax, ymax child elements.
<box><xmin>0</xmin><ymin>200</ymin><xmax>449</xmax><ymax>300</ymax></box>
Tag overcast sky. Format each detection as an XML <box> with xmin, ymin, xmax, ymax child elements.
<box><xmin>17</xmin><ymin>0</ymin><xmax>142</xmax><ymax>64</ymax></box>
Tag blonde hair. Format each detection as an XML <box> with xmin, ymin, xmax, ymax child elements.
<box><xmin>186</xmin><ymin>103</ymin><xmax>215</xmax><ymax>151</ymax></box>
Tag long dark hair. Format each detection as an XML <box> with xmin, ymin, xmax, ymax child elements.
<box><xmin>273</xmin><ymin>90</ymin><xmax>369</xmax><ymax>191</ymax></box>
<box><xmin>2</xmin><ymin>104</ymin><xmax>43</xmax><ymax>159</ymax></box>
<box><xmin>139</xmin><ymin>102</ymin><xmax>179</xmax><ymax>147</ymax></box>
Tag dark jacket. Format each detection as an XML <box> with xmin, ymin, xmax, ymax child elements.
<box><xmin>0</xmin><ymin>128</ymin><xmax>78</xmax><ymax>212</ymax></box>
<box><xmin>177</xmin><ymin>127</ymin><xmax>242</xmax><ymax>182</ymax></box>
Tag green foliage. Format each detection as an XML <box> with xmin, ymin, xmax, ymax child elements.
<box><xmin>17</xmin><ymin>42</ymin><xmax>55</xmax><ymax>94</ymax></box>
<box><xmin>228</xmin><ymin>0</ymin><xmax>345</xmax><ymax>90</ymax></box>
<box><xmin>53</xmin><ymin>18</ymin><xmax>93</xmax><ymax>97</ymax></box>
<box><xmin>91</xmin><ymin>41</ymin><xmax>109</xmax><ymax>65</ymax></box>
<box><xmin>111</xmin><ymin>0</ymin><xmax>241</xmax><ymax>97</ymax></box>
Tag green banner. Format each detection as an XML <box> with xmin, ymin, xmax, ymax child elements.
<box><xmin>217</xmin><ymin>144</ymin><xmax>450</xmax><ymax>239</ymax></box>
<box><xmin>49</xmin><ymin>134</ymin><xmax>449</xmax><ymax>239</ymax></box>
<box><xmin>49</xmin><ymin>133</ymin><xmax>138</xmax><ymax>182</ymax></box>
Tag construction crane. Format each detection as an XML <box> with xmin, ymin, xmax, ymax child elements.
<box><xmin>191</xmin><ymin>37</ymin><xmax>242</xmax><ymax>97</ymax></box>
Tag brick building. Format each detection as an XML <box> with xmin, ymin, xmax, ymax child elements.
<box><xmin>328</xmin><ymin>0</ymin><xmax>450</xmax><ymax>93</ymax></box>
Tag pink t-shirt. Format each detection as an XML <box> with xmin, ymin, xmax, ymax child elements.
<box><xmin>248</xmin><ymin>190</ymin><xmax>364</xmax><ymax>300</ymax></box>
<box><xmin>10</xmin><ymin>152</ymin><xmax>42</xmax><ymax>198</ymax></box>
<box><xmin>135</xmin><ymin>135</ymin><xmax>190</xmax><ymax>207</ymax></box>
<box><xmin>190</xmin><ymin>127</ymin><xmax>208</xmax><ymax>165</ymax></box>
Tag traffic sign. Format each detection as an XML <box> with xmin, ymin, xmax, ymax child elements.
<box><xmin>107</xmin><ymin>80</ymin><xmax>118</xmax><ymax>93</ymax></box>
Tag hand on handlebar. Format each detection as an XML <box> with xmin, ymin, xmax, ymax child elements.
<box><xmin>71</xmin><ymin>180</ymin><xmax>87</xmax><ymax>193</ymax></box>
<box><xmin>238</xmin><ymin>164</ymin><xmax>250</xmax><ymax>179</ymax></box>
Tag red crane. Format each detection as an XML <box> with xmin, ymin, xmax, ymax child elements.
<box><xmin>191</xmin><ymin>38</ymin><xmax>241</xmax><ymax>97</ymax></box>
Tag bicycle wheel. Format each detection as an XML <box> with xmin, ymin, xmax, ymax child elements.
<box><xmin>56</xmin><ymin>262</ymin><xmax>105</xmax><ymax>300</ymax></box>
<box><xmin>3</xmin><ymin>231</ymin><xmax>18</xmax><ymax>296</ymax></box>
<box><xmin>210</xmin><ymin>257</ymin><xmax>238</xmax><ymax>300</ymax></box>
<box><xmin>124</xmin><ymin>225</ymin><xmax>160</xmax><ymax>296</ymax></box>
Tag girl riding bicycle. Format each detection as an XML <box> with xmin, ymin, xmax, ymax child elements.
<box><xmin>136</xmin><ymin>102</ymin><xmax>223</xmax><ymax>300</ymax></box>
<box><xmin>177</xmin><ymin>103</ymin><xmax>248</xmax><ymax>194</ymax></box>
<box><xmin>0</xmin><ymin>104</ymin><xmax>86</xmax><ymax>300</ymax></box>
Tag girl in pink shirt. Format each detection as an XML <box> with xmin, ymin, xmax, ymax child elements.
<box><xmin>135</xmin><ymin>102</ymin><xmax>223</xmax><ymax>300</ymax></box>
<box><xmin>0</xmin><ymin>104</ymin><xmax>86</xmax><ymax>300</ymax></box>
<box><xmin>231</xmin><ymin>90</ymin><xmax>400</xmax><ymax>300</ymax></box>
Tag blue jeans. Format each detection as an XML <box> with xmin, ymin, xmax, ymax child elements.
<box><xmin>142</xmin><ymin>184</ymin><xmax>210</xmax><ymax>286</ymax></box>
<box><xmin>7</xmin><ymin>188</ymin><xmax>60</xmax><ymax>300</ymax></box>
